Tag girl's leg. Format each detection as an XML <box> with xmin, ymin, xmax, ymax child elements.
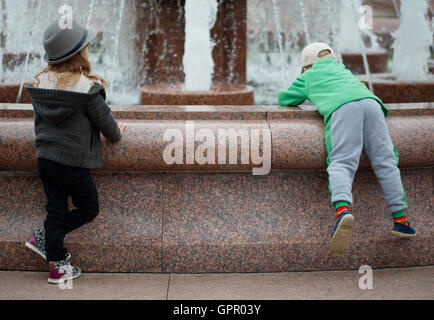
<box><xmin>38</xmin><ymin>159</ymin><xmax>99</xmax><ymax>261</ymax></box>
<box><xmin>38</xmin><ymin>159</ymin><xmax>69</xmax><ymax>262</ymax></box>
<box><xmin>64</xmin><ymin>167</ymin><xmax>99</xmax><ymax>234</ymax></box>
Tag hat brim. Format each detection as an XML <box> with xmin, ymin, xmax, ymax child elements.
<box><xmin>43</xmin><ymin>28</ymin><xmax>98</xmax><ymax>65</ymax></box>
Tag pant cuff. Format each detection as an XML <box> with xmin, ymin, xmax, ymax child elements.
<box><xmin>333</xmin><ymin>201</ymin><xmax>350</xmax><ymax>209</ymax></box>
<box><xmin>391</xmin><ymin>209</ymin><xmax>406</xmax><ymax>218</ymax></box>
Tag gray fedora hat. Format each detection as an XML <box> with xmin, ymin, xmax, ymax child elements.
<box><xmin>43</xmin><ymin>20</ymin><xmax>97</xmax><ymax>64</ymax></box>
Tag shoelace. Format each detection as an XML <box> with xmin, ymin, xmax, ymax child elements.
<box><xmin>54</xmin><ymin>253</ymin><xmax>73</xmax><ymax>271</ymax></box>
<box><xmin>394</xmin><ymin>217</ymin><xmax>409</xmax><ymax>226</ymax></box>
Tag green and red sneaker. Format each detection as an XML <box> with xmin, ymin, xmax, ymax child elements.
<box><xmin>330</xmin><ymin>210</ymin><xmax>354</xmax><ymax>254</ymax></box>
<box><xmin>391</xmin><ymin>221</ymin><xmax>417</xmax><ymax>238</ymax></box>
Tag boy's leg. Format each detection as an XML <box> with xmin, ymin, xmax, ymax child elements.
<box><xmin>38</xmin><ymin>159</ymin><xmax>69</xmax><ymax>262</ymax></box>
<box><xmin>361</xmin><ymin>99</ymin><xmax>408</xmax><ymax>215</ymax></box>
<box><xmin>326</xmin><ymin>101</ymin><xmax>364</xmax><ymax>253</ymax></box>
<box><xmin>326</xmin><ymin>101</ymin><xmax>365</xmax><ymax>207</ymax></box>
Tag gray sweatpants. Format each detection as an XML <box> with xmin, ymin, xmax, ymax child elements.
<box><xmin>327</xmin><ymin>98</ymin><xmax>407</xmax><ymax>213</ymax></box>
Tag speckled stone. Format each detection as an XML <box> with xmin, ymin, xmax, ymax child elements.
<box><xmin>341</xmin><ymin>50</ymin><xmax>389</xmax><ymax>74</ymax></box>
<box><xmin>358</xmin><ymin>74</ymin><xmax>434</xmax><ymax>104</ymax></box>
<box><xmin>161</xmin><ymin>170</ymin><xmax>433</xmax><ymax>273</ymax></box>
<box><xmin>140</xmin><ymin>83</ymin><xmax>255</xmax><ymax>105</ymax></box>
<box><xmin>269</xmin><ymin>106</ymin><xmax>434</xmax><ymax>170</ymax></box>
<box><xmin>0</xmin><ymin>83</ymin><xmax>32</xmax><ymax>103</ymax></box>
<box><xmin>2</xmin><ymin>52</ymin><xmax>40</xmax><ymax>71</ymax></box>
<box><xmin>1</xmin><ymin>105</ymin><xmax>432</xmax><ymax>172</ymax></box>
<box><xmin>1</xmin><ymin>168</ymin><xmax>432</xmax><ymax>273</ymax></box>
<box><xmin>0</xmin><ymin>104</ymin><xmax>433</xmax><ymax>273</ymax></box>
<box><xmin>0</xmin><ymin>172</ymin><xmax>163</xmax><ymax>273</ymax></box>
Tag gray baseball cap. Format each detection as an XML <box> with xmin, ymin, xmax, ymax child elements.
<box><xmin>43</xmin><ymin>20</ymin><xmax>97</xmax><ymax>64</ymax></box>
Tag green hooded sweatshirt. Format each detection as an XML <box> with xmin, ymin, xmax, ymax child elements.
<box><xmin>278</xmin><ymin>58</ymin><xmax>388</xmax><ymax>125</ymax></box>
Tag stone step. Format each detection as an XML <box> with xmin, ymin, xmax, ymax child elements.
<box><xmin>1</xmin><ymin>266</ymin><xmax>433</xmax><ymax>300</ymax></box>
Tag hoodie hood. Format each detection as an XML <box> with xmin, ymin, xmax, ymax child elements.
<box><xmin>25</xmin><ymin>83</ymin><xmax>105</xmax><ymax>125</ymax></box>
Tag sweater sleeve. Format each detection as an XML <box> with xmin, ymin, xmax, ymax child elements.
<box><xmin>86</xmin><ymin>84</ymin><xmax>121</xmax><ymax>142</ymax></box>
<box><xmin>278</xmin><ymin>75</ymin><xmax>308</xmax><ymax>106</ymax></box>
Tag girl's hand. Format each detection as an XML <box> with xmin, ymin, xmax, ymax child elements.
<box><xmin>118</xmin><ymin>122</ymin><xmax>127</xmax><ymax>136</ymax></box>
<box><xmin>100</xmin><ymin>122</ymin><xmax>126</xmax><ymax>145</ymax></box>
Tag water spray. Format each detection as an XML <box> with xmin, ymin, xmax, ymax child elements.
<box><xmin>271</xmin><ymin>0</ymin><xmax>288</xmax><ymax>86</ymax></box>
<box><xmin>17</xmin><ymin>0</ymin><xmax>41</xmax><ymax>103</ymax></box>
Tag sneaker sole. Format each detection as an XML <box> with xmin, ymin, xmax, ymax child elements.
<box><xmin>25</xmin><ymin>241</ymin><xmax>46</xmax><ymax>260</ymax></box>
<box><xmin>391</xmin><ymin>230</ymin><xmax>417</xmax><ymax>238</ymax></box>
<box><xmin>47</xmin><ymin>271</ymin><xmax>81</xmax><ymax>284</ymax></box>
<box><xmin>330</xmin><ymin>214</ymin><xmax>354</xmax><ymax>254</ymax></box>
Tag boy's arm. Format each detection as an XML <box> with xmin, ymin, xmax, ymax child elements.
<box><xmin>278</xmin><ymin>75</ymin><xmax>308</xmax><ymax>106</ymax></box>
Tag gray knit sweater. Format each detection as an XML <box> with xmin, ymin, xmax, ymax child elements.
<box><xmin>25</xmin><ymin>83</ymin><xmax>121</xmax><ymax>169</ymax></box>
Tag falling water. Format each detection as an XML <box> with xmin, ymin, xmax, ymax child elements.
<box><xmin>392</xmin><ymin>0</ymin><xmax>432</xmax><ymax>81</ymax></box>
<box><xmin>86</xmin><ymin>0</ymin><xmax>97</xmax><ymax>29</ymax></box>
<box><xmin>183</xmin><ymin>0</ymin><xmax>218</xmax><ymax>91</ymax></box>
<box><xmin>338</xmin><ymin>0</ymin><xmax>363</xmax><ymax>52</ymax></box>
<box><xmin>271</xmin><ymin>0</ymin><xmax>287</xmax><ymax>86</ymax></box>
<box><xmin>324</xmin><ymin>0</ymin><xmax>342</xmax><ymax>63</ymax></box>
<box><xmin>392</xmin><ymin>0</ymin><xmax>400</xmax><ymax>18</ymax></box>
<box><xmin>360</xmin><ymin>49</ymin><xmax>373</xmax><ymax>92</ymax></box>
<box><xmin>298</xmin><ymin>0</ymin><xmax>311</xmax><ymax>44</ymax></box>
<box><xmin>108</xmin><ymin>0</ymin><xmax>125</xmax><ymax>97</ymax></box>
<box><xmin>350</xmin><ymin>0</ymin><xmax>373</xmax><ymax>92</ymax></box>
<box><xmin>0</xmin><ymin>0</ymin><xmax>139</xmax><ymax>104</ymax></box>
<box><xmin>226</xmin><ymin>1</ymin><xmax>237</xmax><ymax>83</ymax></box>
<box><xmin>17</xmin><ymin>0</ymin><xmax>42</xmax><ymax>102</ymax></box>
<box><xmin>0</xmin><ymin>0</ymin><xmax>3</xmax><ymax>82</ymax></box>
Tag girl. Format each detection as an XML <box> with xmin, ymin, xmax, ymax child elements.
<box><xmin>24</xmin><ymin>21</ymin><xmax>125</xmax><ymax>284</ymax></box>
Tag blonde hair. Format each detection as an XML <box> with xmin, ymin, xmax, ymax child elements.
<box><xmin>34</xmin><ymin>47</ymin><xmax>107</xmax><ymax>90</ymax></box>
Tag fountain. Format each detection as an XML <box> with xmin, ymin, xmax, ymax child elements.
<box><xmin>139</xmin><ymin>0</ymin><xmax>254</xmax><ymax>105</ymax></box>
<box><xmin>0</xmin><ymin>0</ymin><xmax>432</xmax><ymax>274</ymax></box>
<box><xmin>107</xmin><ymin>0</ymin><xmax>125</xmax><ymax>98</ymax></box>
<box><xmin>0</xmin><ymin>0</ymin><xmax>41</xmax><ymax>103</ymax></box>
<box><xmin>183</xmin><ymin>0</ymin><xmax>217</xmax><ymax>91</ymax></box>
<box><xmin>0</xmin><ymin>0</ymin><xmax>139</xmax><ymax>105</ymax></box>
<box><xmin>246</xmin><ymin>0</ymin><xmax>392</xmax><ymax>105</ymax></box>
<box><xmin>358</xmin><ymin>0</ymin><xmax>434</xmax><ymax>103</ymax></box>
<box><xmin>338</xmin><ymin>0</ymin><xmax>389</xmax><ymax>75</ymax></box>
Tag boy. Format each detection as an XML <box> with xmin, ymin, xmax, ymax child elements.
<box><xmin>278</xmin><ymin>42</ymin><xmax>416</xmax><ymax>253</ymax></box>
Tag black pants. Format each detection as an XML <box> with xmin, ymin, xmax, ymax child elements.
<box><xmin>37</xmin><ymin>158</ymin><xmax>99</xmax><ymax>262</ymax></box>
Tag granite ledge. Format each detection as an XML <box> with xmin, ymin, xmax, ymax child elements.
<box><xmin>0</xmin><ymin>103</ymin><xmax>433</xmax><ymax>120</ymax></box>
<box><xmin>0</xmin><ymin>104</ymin><xmax>432</xmax><ymax>171</ymax></box>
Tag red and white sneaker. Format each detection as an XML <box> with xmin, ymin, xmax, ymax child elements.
<box><xmin>48</xmin><ymin>253</ymin><xmax>81</xmax><ymax>284</ymax></box>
